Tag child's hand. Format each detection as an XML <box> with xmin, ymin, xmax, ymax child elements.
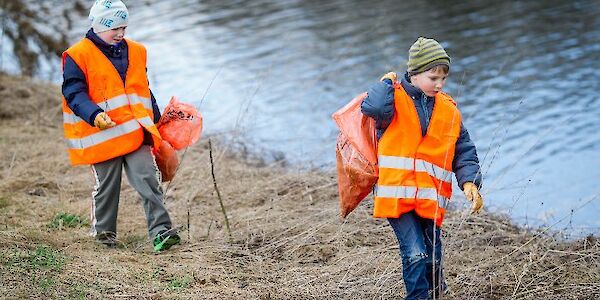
<box><xmin>379</xmin><ymin>72</ymin><xmax>397</xmax><ymax>83</ymax></box>
<box><xmin>94</xmin><ymin>112</ymin><xmax>116</xmax><ymax>130</ymax></box>
<box><xmin>463</xmin><ymin>182</ymin><xmax>483</xmax><ymax>214</ymax></box>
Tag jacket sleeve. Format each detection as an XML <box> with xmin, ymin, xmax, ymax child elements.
<box><xmin>453</xmin><ymin>122</ymin><xmax>483</xmax><ymax>189</ymax></box>
<box><xmin>361</xmin><ymin>79</ymin><xmax>395</xmax><ymax>138</ymax></box>
<box><xmin>150</xmin><ymin>89</ymin><xmax>161</xmax><ymax>124</ymax></box>
<box><xmin>62</xmin><ymin>55</ymin><xmax>102</xmax><ymax>126</ymax></box>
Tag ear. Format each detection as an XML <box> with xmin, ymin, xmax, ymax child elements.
<box><xmin>409</xmin><ymin>74</ymin><xmax>418</xmax><ymax>84</ymax></box>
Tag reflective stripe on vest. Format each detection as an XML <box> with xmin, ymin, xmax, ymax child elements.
<box><xmin>373</xmin><ymin>83</ymin><xmax>461</xmax><ymax>226</ymax></box>
<box><xmin>378</xmin><ymin>155</ymin><xmax>453</xmax><ymax>184</ymax></box>
<box><xmin>67</xmin><ymin>119</ymin><xmax>141</xmax><ymax>149</ymax></box>
<box><xmin>63</xmin><ymin>94</ymin><xmax>153</xmax><ymax>124</ymax></box>
<box><xmin>375</xmin><ymin>185</ymin><xmax>448</xmax><ymax>208</ymax></box>
<box><xmin>62</xmin><ymin>38</ymin><xmax>161</xmax><ymax>165</ymax></box>
<box><xmin>66</xmin><ymin>116</ymin><xmax>155</xmax><ymax>150</ymax></box>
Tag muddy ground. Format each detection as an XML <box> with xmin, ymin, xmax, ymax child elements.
<box><xmin>0</xmin><ymin>73</ymin><xmax>598</xmax><ymax>299</ymax></box>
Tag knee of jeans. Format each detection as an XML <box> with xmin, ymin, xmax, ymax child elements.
<box><xmin>402</xmin><ymin>252</ymin><xmax>428</xmax><ymax>266</ymax></box>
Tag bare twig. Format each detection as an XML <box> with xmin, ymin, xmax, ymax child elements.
<box><xmin>209</xmin><ymin>138</ymin><xmax>232</xmax><ymax>242</ymax></box>
<box><xmin>4</xmin><ymin>150</ymin><xmax>17</xmax><ymax>178</ymax></box>
<box><xmin>199</xmin><ymin>67</ymin><xmax>222</xmax><ymax>106</ymax></box>
<box><xmin>187</xmin><ymin>203</ymin><xmax>191</xmax><ymax>241</ymax></box>
<box><xmin>206</xmin><ymin>220</ymin><xmax>213</xmax><ymax>239</ymax></box>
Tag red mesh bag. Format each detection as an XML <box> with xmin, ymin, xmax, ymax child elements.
<box><xmin>332</xmin><ymin>93</ymin><xmax>378</xmax><ymax>218</ymax></box>
<box><xmin>153</xmin><ymin>140</ymin><xmax>179</xmax><ymax>182</ymax></box>
<box><xmin>157</xmin><ymin>96</ymin><xmax>203</xmax><ymax>150</ymax></box>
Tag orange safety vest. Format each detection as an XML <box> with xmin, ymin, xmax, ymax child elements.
<box><xmin>61</xmin><ymin>38</ymin><xmax>161</xmax><ymax>166</ymax></box>
<box><xmin>374</xmin><ymin>84</ymin><xmax>461</xmax><ymax>226</ymax></box>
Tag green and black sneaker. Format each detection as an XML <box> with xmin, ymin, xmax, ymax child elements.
<box><xmin>153</xmin><ymin>230</ymin><xmax>181</xmax><ymax>252</ymax></box>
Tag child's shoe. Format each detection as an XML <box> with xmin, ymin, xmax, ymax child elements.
<box><xmin>96</xmin><ymin>231</ymin><xmax>119</xmax><ymax>248</ymax></box>
<box><xmin>153</xmin><ymin>230</ymin><xmax>181</xmax><ymax>252</ymax></box>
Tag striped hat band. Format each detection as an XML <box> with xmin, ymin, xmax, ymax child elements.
<box><xmin>407</xmin><ymin>37</ymin><xmax>451</xmax><ymax>75</ymax></box>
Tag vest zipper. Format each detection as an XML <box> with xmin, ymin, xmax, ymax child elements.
<box><xmin>421</xmin><ymin>94</ymin><xmax>429</xmax><ymax>136</ymax></box>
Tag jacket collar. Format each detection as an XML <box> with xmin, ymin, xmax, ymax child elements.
<box><xmin>400</xmin><ymin>72</ymin><xmax>433</xmax><ymax>101</ymax></box>
<box><xmin>85</xmin><ymin>28</ymin><xmax>126</xmax><ymax>57</ymax></box>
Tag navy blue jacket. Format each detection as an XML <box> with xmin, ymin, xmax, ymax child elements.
<box><xmin>62</xmin><ymin>29</ymin><xmax>161</xmax><ymax>127</ymax></box>
<box><xmin>361</xmin><ymin>72</ymin><xmax>482</xmax><ymax>189</ymax></box>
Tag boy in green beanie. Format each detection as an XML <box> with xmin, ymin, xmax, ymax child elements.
<box><xmin>361</xmin><ymin>37</ymin><xmax>484</xmax><ymax>299</ymax></box>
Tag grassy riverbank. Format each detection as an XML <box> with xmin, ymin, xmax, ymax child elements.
<box><xmin>0</xmin><ymin>73</ymin><xmax>598</xmax><ymax>299</ymax></box>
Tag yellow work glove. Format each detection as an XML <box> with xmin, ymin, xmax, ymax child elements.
<box><xmin>380</xmin><ymin>72</ymin><xmax>397</xmax><ymax>83</ymax></box>
<box><xmin>463</xmin><ymin>182</ymin><xmax>483</xmax><ymax>214</ymax></box>
<box><xmin>94</xmin><ymin>112</ymin><xmax>116</xmax><ymax>130</ymax></box>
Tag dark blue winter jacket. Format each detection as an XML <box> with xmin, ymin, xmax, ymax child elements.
<box><xmin>361</xmin><ymin>72</ymin><xmax>482</xmax><ymax>189</ymax></box>
<box><xmin>62</xmin><ymin>29</ymin><xmax>161</xmax><ymax>127</ymax></box>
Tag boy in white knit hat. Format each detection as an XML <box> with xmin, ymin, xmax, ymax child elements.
<box><xmin>61</xmin><ymin>0</ymin><xmax>180</xmax><ymax>251</ymax></box>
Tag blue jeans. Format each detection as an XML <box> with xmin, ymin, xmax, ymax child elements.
<box><xmin>388</xmin><ymin>211</ymin><xmax>444</xmax><ymax>300</ymax></box>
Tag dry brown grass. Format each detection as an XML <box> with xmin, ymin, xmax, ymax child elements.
<box><xmin>0</xmin><ymin>73</ymin><xmax>598</xmax><ymax>299</ymax></box>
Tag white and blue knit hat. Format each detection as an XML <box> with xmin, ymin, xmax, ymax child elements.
<box><xmin>89</xmin><ymin>0</ymin><xmax>129</xmax><ymax>33</ymax></box>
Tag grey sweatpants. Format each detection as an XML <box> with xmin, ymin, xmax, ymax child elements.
<box><xmin>90</xmin><ymin>145</ymin><xmax>173</xmax><ymax>238</ymax></box>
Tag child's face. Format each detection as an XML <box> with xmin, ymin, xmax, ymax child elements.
<box><xmin>410</xmin><ymin>68</ymin><xmax>448</xmax><ymax>97</ymax></box>
<box><xmin>97</xmin><ymin>27</ymin><xmax>127</xmax><ymax>45</ymax></box>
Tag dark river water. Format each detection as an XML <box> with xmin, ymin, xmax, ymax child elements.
<box><xmin>17</xmin><ymin>0</ymin><xmax>600</xmax><ymax>235</ymax></box>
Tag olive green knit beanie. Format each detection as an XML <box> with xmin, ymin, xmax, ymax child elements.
<box><xmin>407</xmin><ymin>37</ymin><xmax>451</xmax><ymax>75</ymax></box>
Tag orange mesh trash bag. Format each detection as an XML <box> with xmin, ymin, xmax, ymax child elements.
<box><xmin>332</xmin><ymin>92</ymin><xmax>378</xmax><ymax>218</ymax></box>
<box><xmin>157</xmin><ymin>96</ymin><xmax>203</xmax><ymax>150</ymax></box>
<box><xmin>153</xmin><ymin>140</ymin><xmax>179</xmax><ymax>182</ymax></box>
